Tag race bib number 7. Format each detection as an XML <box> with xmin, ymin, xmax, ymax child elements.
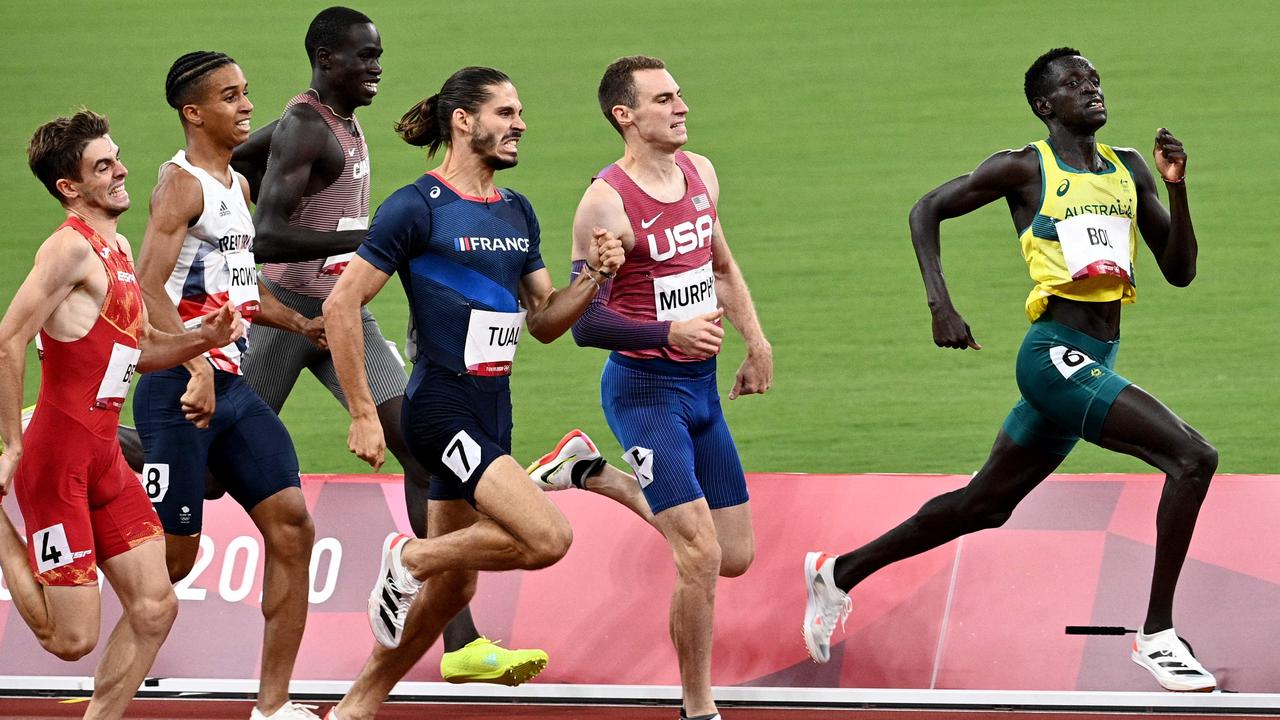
<box><xmin>1055</xmin><ymin>213</ymin><xmax>1133</xmax><ymax>284</ymax></box>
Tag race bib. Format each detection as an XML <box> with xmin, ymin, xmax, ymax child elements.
<box><xmin>1056</xmin><ymin>213</ymin><xmax>1133</xmax><ymax>283</ymax></box>
<box><xmin>320</xmin><ymin>217</ymin><xmax>369</xmax><ymax>276</ymax></box>
<box><xmin>224</xmin><ymin>249</ymin><xmax>260</xmax><ymax>318</ymax></box>
<box><xmin>464</xmin><ymin>309</ymin><xmax>526</xmax><ymax>376</ymax></box>
<box><xmin>653</xmin><ymin>263</ymin><xmax>717</xmax><ymax>321</ymax></box>
<box><xmin>94</xmin><ymin>342</ymin><xmax>140</xmax><ymax>410</ymax></box>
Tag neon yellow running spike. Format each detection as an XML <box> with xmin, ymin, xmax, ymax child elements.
<box><xmin>440</xmin><ymin>637</ymin><xmax>548</xmax><ymax>686</ymax></box>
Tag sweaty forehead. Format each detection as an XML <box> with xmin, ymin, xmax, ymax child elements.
<box><xmin>1051</xmin><ymin>56</ymin><xmax>1096</xmax><ymax>77</ymax></box>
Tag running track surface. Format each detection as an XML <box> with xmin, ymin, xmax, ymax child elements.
<box><xmin>0</xmin><ymin>698</ymin><xmax>1268</xmax><ymax>720</ymax></box>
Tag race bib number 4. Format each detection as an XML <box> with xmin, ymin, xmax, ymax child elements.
<box><xmin>1055</xmin><ymin>213</ymin><xmax>1133</xmax><ymax>283</ymax></box>
<box><xmin>464</xmin><ymin>309</ymin><xmax>526</xmax><ymax>376</ymax></box>
<box><xmin>321</xmin><ymin>217</ymin><xmax>369</xmax><ymax>276</ymax></box>
<box><xmin>224</xmin><ymin>249</ymin><xmax>260</xmax><ymax>318</ymax></box>
<box><xmin>653</xmin><ymin>263</ymin><xmax>717</xmax><ymax>321</ymax></box>
<box><xmin>95</xmin><ymin>342</ymin><xmax>141</xmax><ymax>410</ymax></box>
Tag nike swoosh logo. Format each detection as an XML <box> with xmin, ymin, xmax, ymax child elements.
<box><xmin>640</xmin><ymin>213</ymin><xmax>663</xmax><ymax>229</ymax></box>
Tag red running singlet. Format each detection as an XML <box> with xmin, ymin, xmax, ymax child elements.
<box><xmin>14</xmin><ymin>217</ymin><xmax>162</xmax><ymax>586</ymax></box>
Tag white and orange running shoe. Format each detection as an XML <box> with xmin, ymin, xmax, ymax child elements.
<box><xmin>803</xmin><ymin>551</ymin><xmax>852</xmax><ymax>663</ymax></box>
<box><xmin>525</xmin><ymin>429</ymin><xmax>602</xmax><ymax>491</ymax></box>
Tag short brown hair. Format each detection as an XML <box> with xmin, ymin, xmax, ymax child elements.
<box><xmin>27</xmin><ymin>109</ymin><xmax>111</xmax><ymax>203</ymax></box>
<box><xmin>598</xmin><ymin>55</ymin><xmax>666</xmax><ymax>135</ymax></box>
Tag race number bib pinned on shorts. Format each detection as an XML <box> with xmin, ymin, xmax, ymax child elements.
<box><xmin>321</xmin><ymin>217</ymin><xmax>369</xmax><ymax>276</ymax></box>
<box><xmin>224</xmin><ymin>249</ymin><xmax>260</xmax><ymax>318</ymax></box>
<box><xmin>33</xmin><ymin>523</ymin><xmax>73</xmax><ymax>574</ymax></box>
<box><xmin>652</xmin><ymin>263</ymin><xmax>717</xmax><ymax>321</ymax></box>
<box><xmin>95</xmin><ymin>342</ymin><xmax>141</xmax><ymax>410</ymax></box>
<box><xmin>1055</xmin><ymin>213</ymin><xmax>1133</xmax><ymax>284</ymax></box>
<box><xmin>1049</xmin><ymin>345</ymin><xmax>1096</xmax><ymax>379</ymax></box>
<box><xmin>464</xmin><ymin>309</ymin><xmax>526</xmax><ymax>376</ymax></box>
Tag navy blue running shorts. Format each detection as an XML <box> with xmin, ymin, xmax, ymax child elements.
<box><xmin>403</xmin><ymin>363</ymin><xmax>512</xmax><ymax>507</ymax></box>
<box><xmin>133</xmin><ymin>367</ymin><xmax>301</xmax><ymax>535</ymax></box>
<box><xmin>601</xmin><ymin>352</ymin><xmax>748</xmax><ymax>515</ymax></box>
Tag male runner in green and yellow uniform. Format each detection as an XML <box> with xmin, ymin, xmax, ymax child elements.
<box><xmin>802</xmin><ymin>47</ymin><xmax>1217</xmax><ymax>692</ymax></box>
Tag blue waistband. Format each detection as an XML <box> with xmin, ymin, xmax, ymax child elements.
<box><xmin>608</xmin><ymin>351</ymin><xmax>717</xmax><ymax>379</ymax></box>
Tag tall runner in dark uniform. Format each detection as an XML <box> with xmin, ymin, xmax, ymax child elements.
<box><xmin>319</xmin><ymin>67</ymin><xmax>624</xmax><ymax>720</ymax></box>
<box><xmin>801</xmin><ymin>48</ymin><xmax>1216</xmax><ymax>692</ymax></box>
<box><xmin>563</xmin><ymin>56</ymin><xmax>772</xmax><ymax>720</ymax></box>
<box><xmin>133</xmin><ymin>53</ymin><xmax>326</xmax><ymax>720</ymax></box>
<box><xmin>0</xmin><ymin>109</ymin><xmax>242</xmax><ymax>720</ymax></box>
<box><xmin>229</xmin><ymin>8</ymin><xmax>540</xmax><ymax>681</ymax></box>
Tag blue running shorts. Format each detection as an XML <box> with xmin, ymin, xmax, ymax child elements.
<box><xmin>403</xmin><ymin>363</ymin><xmax>512</xmax><ymax>507</ymax></box>
<box><xmin>601</xmin><ymin>352</ymin><xmax>748</xmax><ymax>515</ymax></box>
<box><xmin>134</xmin><ymin>367</ymin><xmax>300</xmax><ymax>535</ymax></box>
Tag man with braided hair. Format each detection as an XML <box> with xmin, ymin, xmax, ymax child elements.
<box><xmin>230</xmin><ymin>7</ymin><xmax>547</xmax><ymax>684</ymax></box>
<box><xmin>0</xmin><ymin>108</ymin><xmax>244</xmax><ymax>720</ymax></box>
<box><xmin>132</xmin><ymin>51</ymin><xmax>323</xmax><ymax>720</ymax></box>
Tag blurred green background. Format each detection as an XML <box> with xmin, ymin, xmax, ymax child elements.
<box><xmin>2</xmin><ymin>1</ymin><xmax>1274</xmax><ymax>474</ymax></box>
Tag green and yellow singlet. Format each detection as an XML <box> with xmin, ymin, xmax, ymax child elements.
<box><xmin>1019</xmin><ymin>140</ymin><xmax>1139</xmax><ymax>322</ymax></box>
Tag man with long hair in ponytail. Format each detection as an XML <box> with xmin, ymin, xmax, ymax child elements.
<box><xmin>320</xmin><ymin>67</ymin><xmax>625</xmax><ymax>720</ymax></box>
<box><xmin>231</xmin><ymin>8</ymin><xmax>547</xmax><ymax>684</ymax></box>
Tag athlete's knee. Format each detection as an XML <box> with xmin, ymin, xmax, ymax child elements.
<box><xmin>522</xmin><ymin>518</ymin><xmax>572</xmax><ymax>570</ymax></box>
<box><xmin>927</xmin><ymin>488</ymin><xmax>1015</xmax><ymax>533</ymax></box>
<box><xmin>1173</xmin><ymin>435</ymin><xmax>1217</xmax><ymax>490</ymax></box>
<box><xmin>125</xmin><ymin>589</ymin><xmax>178</xmax><ymax>641</ymax></box>
<box><xmin>719</xmin><ymin>550</ymin><xmax>752</xmax><ymax>578</ymax></box>
<box><xmin>166</xmin><ymin>546</ymin><xmax>198</xmax><ymax>584</ymax></box>
<box><xmin>42</xmin><ymin>630</ymin><xmax>97</xmax><ymax>662</ymax></box>
<box><xmin>266</xmin><ymin>511</ymin><xmax>316</xmax><ymax>559</ymax></box>
<box><xmin>718</xmin><ymin>541</ymin><xmax>753</xmax><ymax>578</ymax></box>
<box><xmin>672</xmin><ymin>530</ymin><xmax>722</xmax><ymax>582</ymax></box>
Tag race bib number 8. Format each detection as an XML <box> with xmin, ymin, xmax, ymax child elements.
<box><xmin>653</xmin><ymin>263</ymin><xmax>717</xmax><ymax>321</ymax></box>
<box><xmin>1055</xmin><ymin>213</ymin><xmax>1133</xmax><ymax>283</ymax></box>
<box><xmin>141</xmin><ymin>463</ymin><xmax>171</xmax><ymax>503</ymax></box>
<box><xmin>464</xmin><ymin>309</ymin><xmax>526</xmax><ymax>376</ymax></box>
<box><xmin>95</xmin><ymin>342</ymin><xmax>141</xmax><ymax>410</ymax></box>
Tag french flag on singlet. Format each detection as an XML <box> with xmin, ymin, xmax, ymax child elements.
<box><xmin>596</xmin><ymin>151</ymin><xmax>719</xmax><ymax>362</ymax></box>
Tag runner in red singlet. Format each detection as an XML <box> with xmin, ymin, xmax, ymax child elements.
<box><xmin>0</xmin><ymin>109</ymin><xmax>242</xmax><ymax>720</ymax></box>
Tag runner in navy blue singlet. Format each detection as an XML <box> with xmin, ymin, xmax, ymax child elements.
<box><xmin>320</xmin><ymin>67</ymin><xmax>625</xmax><ymax>720</ymax></box>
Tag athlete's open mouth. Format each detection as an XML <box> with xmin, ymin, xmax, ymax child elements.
<box><xmin>363</xmin><ymin>79</ymin><xmax>380</xmax><ymax>95</ymax></box>
<box><xmin>235</xmin><ymin>119</ymin><xmax>251</xmax><ymax>132</ymax></box>
<box><xmin>108</xmin><ymin>184</ymin><xmax>127</xmax><ymax>199</ymax></box>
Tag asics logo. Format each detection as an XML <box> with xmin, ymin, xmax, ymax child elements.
<box><xmin>640</xmin><ymin>212</ymin><xmax>663</xmax><ymax>229</ymax></box>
